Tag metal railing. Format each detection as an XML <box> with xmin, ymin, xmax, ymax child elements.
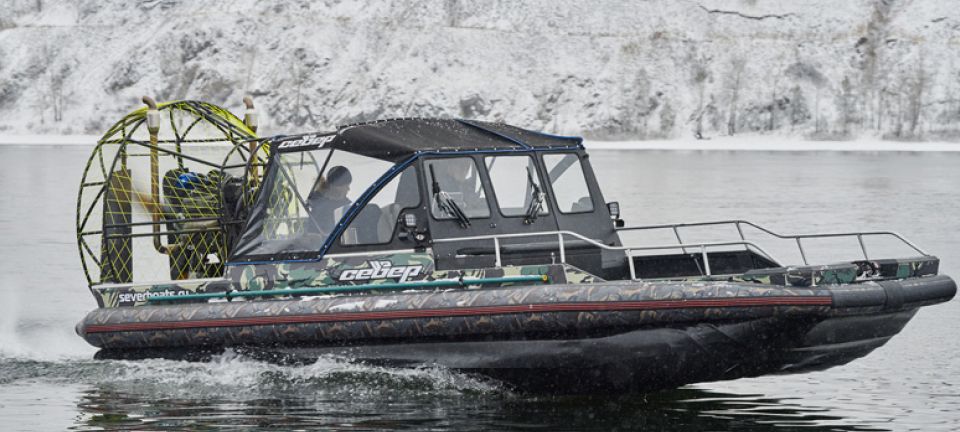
<box><xmin>615</xmin><ymin>219</ymin><xmax>929</xmax><ymax>265</ymax></box>
<box><xmin>433</xmin><ymin>230</ymin><xmax>779</xmax><ymax>280</ymax></box>
<box><xmin>432</xmin><ymin>220</ymin><xmax>929</xmax><ymax>281</ymax></box>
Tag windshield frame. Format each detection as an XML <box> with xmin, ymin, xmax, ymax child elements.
<box><xmin>228</xmin><ymin>146</ymin><xmax>412</xmax><ymax>264</ymax></box>
<box><xmin>228</xmin><ymin>144</ymin><xmax>588</xmax><ymax>265</ymax></box>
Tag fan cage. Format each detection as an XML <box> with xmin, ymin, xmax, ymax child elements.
<box><xmin>76</xmin><ymin>101</ymin><xmax>268</xmax><ymax>287</ymax></box>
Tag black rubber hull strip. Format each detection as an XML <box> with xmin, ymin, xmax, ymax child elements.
<box><xmin>79</xmin><ymin>280</ymin><xmax>835</xmax><ymax>349</ymax></box>
<box><xmin>80</xmin><ymin>277</ymin><xmax>954</xmax><ymax>393</ymax></box>
<box><xmin>94</xmin><ymin>309</ymin><xmax>918</xmax><ymax>394</ymax></box>
<box><xmin>830</xmin><ymin>275</ymin><xmax>955</xmax><ymax>311</ymax></box>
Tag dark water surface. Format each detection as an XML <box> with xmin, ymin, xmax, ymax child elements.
<box><xmin>0</xmin><ymin>145</ymin><xmax>957</xmax><ymax>431</ymax></box>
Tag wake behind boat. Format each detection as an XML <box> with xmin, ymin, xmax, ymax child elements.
<box><xmin>74</xmin><ymin>99</ymin><xmax>955</xmax><ymax>393</ymax></box>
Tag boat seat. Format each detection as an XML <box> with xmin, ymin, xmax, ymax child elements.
<box><xmin>379</xmin><ymin>203</ymin><xmax>403</xmax><ymax>241</ymax></box>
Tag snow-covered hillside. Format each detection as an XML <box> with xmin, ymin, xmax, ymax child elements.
<box><xmin>1</xmin><ymin>0</ymin><xmax>958</xmax><ymax>141</ymax></box>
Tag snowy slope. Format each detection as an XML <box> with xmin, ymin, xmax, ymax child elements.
<box><xmin>0</xmin><ymin>0</ymin><xmax>958</xmax><ymax>141</ymax></box>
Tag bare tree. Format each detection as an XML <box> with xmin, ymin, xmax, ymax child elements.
<box><xmin>769</xmin><ymin>65</ymin><xmax>781</xmax><ymax>131</ymax></box>
<box><xmin>50</xmin><ymin>72</ymin><xmax>64</xmax><ymax>123</ymax></box>
<box><xmin>876</xmin><ymin>86</ymin><xmax>885</xmax><ymax>132</ymax></box>
<box><xmin>814</xmin><ymin>85</ymin><xmax>822</xmax><ymax>134</ymax></box>
<box><xmin>659</xmin><ymin>99</ymin><xmax>675</xmax><ymax>138</ymax></box>
<box><xmin>835</xmin><ymin>76</ymin><xmax>857</xmax><ymax>136</ymax></box>
<box><xmin>788</xmin><ymin>85</ymin><xmax>810</xmax><ymax>130</ymax></box>
<box><xmin>242</xmin><ymin>46</ymin><xmax>258</xmax><ymax>95</ymax></box>
<box><xmin>893</xmin><ymin>84</ymin><xmax>904</xmax><ymax>138</ymax></box>
<box><xmin>906</xmin><ymin>50</ymin><xmax>926</xmax><ymax>137</ymax></box>
<box><xmin>626</xmin><ymin>69</ymin><xmax>651</xmax><ymax>137</ymax></box>
<box><xmin>289</xmin><ymin>48</ymin><xmax>312</xmax><ymax>126</ymax></box>
<box><xmin>725</xmin><ymin>57</ymin><xmax>746</xmax><ymax>135</ymax></box>
<box><xmin>688</xmin><ymin>53</ymin><xmax>711</xmax><ymax>139</ymax></box>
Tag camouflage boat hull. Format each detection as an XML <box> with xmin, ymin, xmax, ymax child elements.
<box><xmin>77</xmin><ymin>275</ymin><xmax>955</xmax><ymax>393</ymax></box>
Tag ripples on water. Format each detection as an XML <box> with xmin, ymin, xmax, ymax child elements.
<box><xmin>0</xmin><ymin>353</ymin><xmax>897</xmax><ymax>431</ymax></box>
<box><xmin>1</xmin><ymin>145</ymin><xmax>958</xmax><ymax>431</ymax></box>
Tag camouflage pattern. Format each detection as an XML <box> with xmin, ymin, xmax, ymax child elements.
<box><xmin>227</xmin><ymin>251</ymin><xmax>436</xmax><ymax>291</ymax></box>
<box><xmin>92</xmin><ymin>253</ymin><xmax>939</xmax><ymax>308</ymax></box>
<box><xmin>667</xmin><ymin>258</ymin><xmax>941</xmax><ymax>288</ymax></box>
<box><xmin>78</xmin><ymin>279</ymin><xmax>833</xmax><ymax>350</ymax></box>
<box><xmin>94</xmin><ymin>249</ymin><xmax>603</xmax><ymax>308</ymax></box>
<box><xmin>92</xmin><ymin>278</ymin><xmax>232</xmax><ymax>308</ymax></box>
<box><xmin>734</xmin><ymin>263</ymin><xmax>859</xmax><ymax>287</ymax></box>
<box><xmin>866</xmin><ymin>257</ymin><xmax>939</xmax><ymax>279</ymax></box>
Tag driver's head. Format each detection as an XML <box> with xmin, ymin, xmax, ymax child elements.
<box><xmin>324</xmin><ymin>166</ymin><xmax>352</xmax><ymax>198</ymax></box>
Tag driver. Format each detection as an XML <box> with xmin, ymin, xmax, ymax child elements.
<box><xmin>307</xmin><ymin>166</ymin><xmax>352</xmax><ymax>235</ymax></box>
<box><xmin>435</xmin><ymin>158</ymin><xmax>485</xmax><ymax>215</ymax></box>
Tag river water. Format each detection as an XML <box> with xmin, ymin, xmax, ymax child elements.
<box><xmin>0</xmin><ymin>145</ymin><xmax>957</xmax><ymax>431</ymax></box>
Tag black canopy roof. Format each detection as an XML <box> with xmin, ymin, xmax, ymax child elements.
<box><xmin>271</xmin><ymin>118</ymin><xmax>584</xmax><ymax>161</ymax></box>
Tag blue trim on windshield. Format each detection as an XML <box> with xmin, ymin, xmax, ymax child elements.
<box><xmin>315</xmin><ymin>153</ymin><xmax>421</xmax><ymax>259</ymax></box>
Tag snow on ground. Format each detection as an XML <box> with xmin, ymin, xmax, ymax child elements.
<box><xmin>0</xmin><ymin>134</ymin><xmax>99</xmax><ymax>146</ymax></box>
<box><xmin>2</xmin><ymin>1</ymin><xmax>959</xmax><ymax>142</ymax></box>
<box><xmin>2</xmin><ymin>134</ymin><xmax>958</xmax><ymax>152</ymax></box>
<box><xmin>584</xmin><ymin>136</ymin><xmax>960</xmax><ymax>152</ymax></box>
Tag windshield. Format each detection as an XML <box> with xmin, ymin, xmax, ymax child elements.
<box><xmin>425</xmin><ymin>157</ymin><xmax>490</xmax><ymax>225</ymax></box>
<box><xmin>231</xmin><ymin>148</ymin><xmax>394</xmax><ymax>260</ymax></box>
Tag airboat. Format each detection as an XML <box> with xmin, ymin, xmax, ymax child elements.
<box><xmin>75</xmin><ymin>98</ymin><xmax>955</xmax><ymax>393</ymax></box>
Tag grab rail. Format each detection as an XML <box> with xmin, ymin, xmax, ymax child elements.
<box><xmin>615</xmin><ymin>219</ymin><xmax>929</xmax><ymax>265</ymax></box>
<box><xmin>433</xmin><ymin>230</ymin><xmax>780</xmax><ymax>280</ymax></box>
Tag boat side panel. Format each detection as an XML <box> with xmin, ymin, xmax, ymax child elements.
<box><xmin>93</xmin><ymin>249</ymin><xmax>601</xmax><ymax>308</ymax></box>
<box><xmin>97</xmin><ymin>317</ymin><xmax>822</xmax><ymax>393</ymax></box>
<box><xmin>79</xmin><ymin>280</ymin><xmax>832</xmax><ymax>348</ymax></box>
<box><xmin>226</xmin><ymin>253</ymin><xmax>603</xmax><ymax>290</ymax></box>
<box><xmin>88</xmin><ymin>310</ymin><xmax>924</xmax><ymax>394</ymax></box>
<box><xmin>92</xmin><ymin>278</ymin><xmax>232</xmax><ymax>309</ymax></box>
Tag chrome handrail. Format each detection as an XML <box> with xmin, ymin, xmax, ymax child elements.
<box><xmin>433</xmin><ymin>230</ymin><xmax>780</xmax><ymax>280</ymax></box>
<box><xmin>615</xmin><ymin>219</ymin><xmax>929</xmax><ymax>264</ymax></box>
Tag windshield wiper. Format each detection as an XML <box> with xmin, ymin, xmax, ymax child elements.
<box><xmin>523</xmin><ymin>167</ymin><xmax>544</xmax><ymax>225</ymax></box>
<box><xmin>430</xmin><ymin>165</ymin><xmax>471</xmax><ymax>228</ymax></box>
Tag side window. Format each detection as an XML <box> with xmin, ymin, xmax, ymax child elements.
<box><xmin>484</xmin><ymin>155</ymin><xmax>548</xmax><ymax>217</ymax></box>
<box><xmin>304</xmin><ymin>150</ymin><xmax>392</xmax><ymax>237</ymax></box>
<box><xmin>542</xmin><ymin>153</ymin><xmax>594</xmax><ymax>213</ymax></box>
<box><xmin>260</xmin><ymin>149</ymin><xmax>331</xmax><ymax>241</ymax></box>
<box><xmin>424</xmin><ymin>157</ymin><xmax>490</xmax><ymax>219</ymax></box>
<box><xmin>340</xmin><ymin>165</ymin><xmax>420</xmax><ymax>246</ymax></box>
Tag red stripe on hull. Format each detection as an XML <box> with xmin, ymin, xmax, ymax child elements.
<box><xmin>83</xmin><ymin>296</ymin><xmax>832</xmax><ymax>334</ymax></box>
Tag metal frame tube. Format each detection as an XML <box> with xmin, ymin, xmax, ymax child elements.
<box><xmin>148</xmin><ymin>274</ymin><xmax>551</xmax><ymax>302</ymax></box>
<box><xmin>735</xmin><ymin>221</ymin><xmax>747</xmax><ymax>251</ymax></box>
<box><xmin>796</xmin><ymin>238</ymin><xmax>808</xmax><ymax>265</ymax></box>
<box><xmin>701</xmin><ymin>245</ymin><xmax>711</xmax><ymax>275</ymax></box>
<box><xmin>615</xmin><ymin>219</ymin><xmax>929</xmax><ymax>260</ymax></box>
<box><xmin>557</xmin><ymin>233</ymin><xmax>566</xmax><ymax>263</ymax></box>
<box><xmin>434</xmin><ymin>230</ymin><xmax>782</xmax><ymax>269</ymax></box>
<box><xmin>672</xmin><ymin>226</ymin><xmax>687</xmax><ymax>254</ymax></box>
<box><xmin>626</xmin><ymin>249</ymin><xmax>637</xmax><ymax>280</ymax></box>
<box><xmin>143</xmin><ymin>97</ymin><xmax>169</xmax><ymax>255</ymax></box>
<box><xmin>858</xmin><ymin>234</ymin><xmax>869</xmax><ymax>260</ymax></box>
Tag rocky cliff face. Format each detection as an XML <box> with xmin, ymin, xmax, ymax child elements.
<box><xmin>1</xmin><ymin>0</ymin><xmax>958</xmax><ymax>140</ymax></box>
